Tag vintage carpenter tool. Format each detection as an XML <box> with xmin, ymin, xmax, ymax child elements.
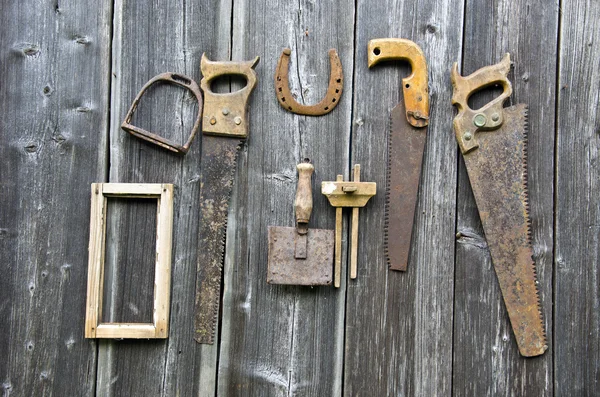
<box><xmin>267</xmin><ymin>161</ymin><xmax>335</xmax><ymax>285</ymax></box>
<box><xmin>322</xmin><ymin>165</ymin><xmax>376</xmax><ymax>288</ymax></box>
<box><xmin>451</xmin><ymin>54</ymin><xmax>546</xmax><ymax>357</ymax></box>
<box><xmin>367</xmin><ymin>38</ymin><xmax>429</xmax><ymax>272</ymax></box>
<box><xmin>274</xmin><ymin>48</ymin><xmax>343</xmax><ymax>116</ymax></box>
<box><xmin>121</xmin><ymin>72</ymin><xmax>203</xmax><ymax>154</ymax></box>
<box><xmin>194</xmin><ymin>54</ymin><xmax>259</xmax><ymax>344</ymax></box>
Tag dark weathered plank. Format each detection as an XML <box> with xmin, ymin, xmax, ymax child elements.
<box><xmin>344</xmin><ymin>1</ymin><xmax>463</xmax><ymax>395</ymax></box>
<box><xmin>95</xmin><ymin>1</ymin><xmax>231</xmax><ymax>396</ymax></box>
<box><xmin>453</xmin><ymin>1</ymin><xmax>558</xmax><ymax>395</ymax></box>
<box><xmin>555</xmin><ymin>0</ymin><xmax>600</xmax><ymax>395</ymax></box>
<box><xmin>216</xmin><ymin>1</ymin><xmax>354</xmax><ymax>395</ymax></box>
<box><xmin>0</xmin><ymin>0</ymin><xmax>111</xmax><ymax>395</ymax></box>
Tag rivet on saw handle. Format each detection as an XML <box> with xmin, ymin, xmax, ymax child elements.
<box><xmin>322</xmin><ymin>165</ymin><xmax>376</xmax><ymax>288</ymax></box>
<box><xmin>121</xmin><ymin>72</ymin><xmax>203</xmax><ymax>154</ymax></box>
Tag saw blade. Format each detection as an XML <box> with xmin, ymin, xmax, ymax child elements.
<box><xmin>384</xmin><ymin>101</ymin><xmax>427</xmax><ymax>271</ymax></box>
<box><xmin>194</xmin><ymin>136</ymin><xmax>242</xmax><ymax>344</ymax></box>
<box><xmin>462</xmin><ymin>104</ymin><xmax>547</xmax><ymax>357</ymax></box>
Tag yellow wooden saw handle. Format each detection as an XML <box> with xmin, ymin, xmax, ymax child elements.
<box><xmin>367</xmin><ymin>38</ymin><xmax>429</xmax><ymax>128</ymax></box>
<box><xmin>451</xmin><ymin>53</ymin><xmax>513</xmax><ymax>153</ymax></box>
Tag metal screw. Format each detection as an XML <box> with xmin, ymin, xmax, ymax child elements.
<box><xmin>234</xmin><ymin>116</ymin><xmax>242</xmax><ymax>125</ymax></box>
<box><xmin>491</xmin><ymin>113</ymin><xmax>500</xmax><ymax>122</ymax></box>
<box><xmin>222</xmin><ymin>108</ymin><xmax>229</xmax><ymax>115</ymax></box>
<box><xmin>464</xmin><ymin>132</ymin><xmax>473</xmax><ymax>141</ymax></box>
<box><xmin>210</xmin><ymin>117</ymin><xmax>217</xmax><ymax>125</ymax></box>
<box><xmin>473</xmin><ymin>114</ymin><xmax>487</xmax><ymax>127</ymax></box>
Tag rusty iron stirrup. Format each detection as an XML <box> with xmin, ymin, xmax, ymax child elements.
<box><xmin>121</xmin><ymin>72</ymin><xmax>203</xmax><ymax>155</ymax></box>
<box><xmin>274</xmin><ymin>48</ymin><xmax>343</xmax><ymax>116</ymax></box>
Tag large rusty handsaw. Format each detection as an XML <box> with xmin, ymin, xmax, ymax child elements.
<box><xmin>194</xmin><ymin>54</ymin><xmax>259</xmax><ymax>344</ymax></box>
<box><xmin>368</xmin><ymin>38</ymin><xmax>429</xmax><ymax>271</ymax></box>
<box><xmin>451</xmin><ymin>54</ymin><xmax>547</xmax><ymax>357</ymax></box>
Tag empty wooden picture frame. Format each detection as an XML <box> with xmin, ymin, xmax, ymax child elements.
<box><xmin>85</xmin><ymin>183</ymin><xmax>174</xmax><ymax>339</ymax></box>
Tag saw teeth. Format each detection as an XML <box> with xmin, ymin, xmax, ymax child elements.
<box><xmin>383</xmin><ymin>114</ymin><xmax>393</xmax><ymax>267</ymax></box>
<box><xmin>520</xmin><ymin>105</ymin><xmax>547</xmax><ymax>347</ymax></box>
<box><xmin>196</xmin><ymin>139</ymin><xmax>243</xmax><ymax>344</ymax></box>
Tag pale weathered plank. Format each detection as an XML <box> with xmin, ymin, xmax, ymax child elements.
<box><xmin>0</xmin><ymin>0</ymin><xmax>112</xmax><ymax>395</ymax></box>
<box><xmin>555</xmin><ymin>0</ymin><xmax>600</xmax><ymax>394</ymax></box>
<box><xmin>453</xmin><ymin>0</ymin><xmax>558</xmax><ymax>395</ymax></box>
<box><xmin>95</xmin><ymin>0</ymin><xmax>231</xmax><ymax>396</ymax></box>
<box><xmin>217</xmin><ymin>0</ymin><xmax>354</xmax><ymax>395</ymax></box>
<box><xmin>344</xmin><ymin>0</ymin><xmax>464</xmax><ymax>395</ymax></box>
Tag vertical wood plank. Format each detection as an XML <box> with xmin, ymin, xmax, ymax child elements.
<box><xmin>344</xmin><ymin>0</ymin><xmax>464</xmax><ymax>395</ymax></box>
<box><xmin>555</xmin><ymin>0</ymin><xmax>600</xmax><ymax>394</ymax></box>
<box><xmin>0</xmin><ymin>0</ymin><xmax>111</xmax><ymax>395</ymax></box>
<box><xmin>96</xmin><ymin>0</ymin><xmax>231</xmax><ymax>396</ymax></box>
<box><xmin>453</xmin><ymin>0</ymin><xmax>558</xmax><ymax>395</ymax></box>
<box><xmin>217</xmin><ymin>0</ymin><xmax>354</xmax><ymax>395</ymax></box>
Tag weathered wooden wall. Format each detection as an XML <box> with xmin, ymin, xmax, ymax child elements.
<box><xmin>1</xmin><ymin>0</ymin><xmax>598</xmax><ymax>396</ymax></box>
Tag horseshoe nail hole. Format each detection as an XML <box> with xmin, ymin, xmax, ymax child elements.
<box><xmin>324</xmin><ymin>107</ymin><xmax>329</xmax><ymax>111</ymax></box>
<box><xmin>281</xmin><ymin>97</ymin><xmax>285</xmax><ymax>102</ymax></box>
<box><xmin>335</xmin><ymin>89</ymin><xmax>340</xmax><ymax>93</ymax></box>
<box><xmin>278</xmin><ymin>87</ymin><xmax>282</xmax><ymax>92</ymax></box>
<box><xmin>288</xmin><ymin>106</ymin><xmax>292</xmax><ymax>110</ymax></box>
<box><xmin>405</xmin><ymin>84</ymin><xmax>410</xmax><ymax>88</ymax></box>
<box><xmin>332</xmin><ymin>98</ymin><xmax>336</xmax><ymax>102</ymax></box>
<box><xmin>277</xmin><ymin>76</ymin><xmax>281</xmax><ymax>81</ymax></box>
<box><xmin>373</xmin><ymin>47</ymin><xmax>381</xmax><ymax>55</ymax></box>
<box><xmin>336</xmin><ymin>79</ymin><xmax>341</xmax><ymax>83</ymax></box>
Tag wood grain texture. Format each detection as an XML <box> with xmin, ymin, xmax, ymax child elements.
<box><xmin>216</xmin><ymin>0</ymin><xmax>354</xmax><ymax>395</ymax></box>
<box><xmin>0</xmin><ymin>0</ymin><xmax>111</xmax><ymax>395</ymax></box>
<box><xmin>344</xmin><ymin>0</ymin><xmax>464</xmax><ymax>395</ymax></box>
<box><xmin>453</xmin><ymin>0</ymin><xmax>558</xmax><ymax>395</ymax></box>
<box><xmin>555</xmin><ymin>0</ymin><xmax>600</xmax><ymax>395</ymax></box>
<box><xmin>3</xmin><ymin>0</ymin><xmax>600</xmax><ymax>395</ymax></box>
<box><xmin>96</xmin><ymin>0</ymin><xmax>231</xmax><ymax>396</ymax></box>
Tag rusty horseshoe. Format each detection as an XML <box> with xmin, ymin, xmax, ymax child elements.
<box><xmin>274</xmin><ymin>48</ymin><xmax>343</xmax><ymax>116</ymax></box>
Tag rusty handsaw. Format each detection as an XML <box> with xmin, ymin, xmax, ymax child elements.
<box><xmin>194</xmin><ymin>54</ymin><xmax>259</xmax><ymax>344</ymax></box>
<box><xmin>451</xmin><ymin>54</ymin><xmax>547</xmax><ymax>357</ymax></box>
<box><xmin>368</xmin><ymin>38</ymin><xmax>429</xmax><ymax>271</ymax></box>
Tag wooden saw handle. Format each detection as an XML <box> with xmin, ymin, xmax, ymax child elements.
<box><xmin>295</xmin><ymin>160</ymin><xmax>315</xmax><ymax>232</ymax></box>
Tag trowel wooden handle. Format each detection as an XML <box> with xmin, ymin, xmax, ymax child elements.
<box><xmin>295</xmin><ymin>161</ymin><xmax>315</xmax><ymax>227</ymax></box>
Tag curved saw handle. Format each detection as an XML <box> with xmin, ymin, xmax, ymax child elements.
<box><xmin>367</xmin><ymin>38</ymin><xmax>429</xmax><ymax>128</ymax></box>
<box><xmin>295</xmin><ymin>160</ymin><xmax>315</xmax><ymax>234</ymax></box>
<box><xmin>200</xmin><ymin>53</ymin><xmax>260</xmax><ymax>139</ymax></box>
<box><xmin>451</xmin><ymin>53</ymin><xmax>513</xmax><ymax>153</ymax></box>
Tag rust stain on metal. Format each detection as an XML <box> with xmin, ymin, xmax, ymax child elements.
<box><xmin>194</xmin><ymin>54</ymin><xmax>259</xmax><ymax>344</ymax></box>
<box><xmin>452</xmin><ymin>54</ymin><xmax>547</xmax><ymax>357</ymax></box>
<box><xmin>385</xmin><ymin>103</ymin><xmax>426</xmax><ymax>271</ymax></box>
<box><xmin>267</xmin><ymin>161</ymin><xmax>335</xmax><ymax>286</ymax></box>
<box><xmin>267</xmin><ymin>226</ymin><xmax>334</xmax><ymax>286</ymax></box>
<box><xmin>274</xmin><ymin>48</ymin><xmax>343</xmax><ymax>116</ymax></box>
<box><xmin>368</xmin><ymin>38</ymin><xmax>429</xmax><ymax>272</ymax></box>
<box><xmin>121</xmin><ymin>72</ymin><xmax>203</xmax><ymax>154</ymax></box>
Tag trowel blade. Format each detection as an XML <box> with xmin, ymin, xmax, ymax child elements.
<box><xmin>267</xmin><ymin>226</ymin><xmax>334</xmax><ymax>286</ymax></box>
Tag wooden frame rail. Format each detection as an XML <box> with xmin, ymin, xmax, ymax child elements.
<box><xmin>85</xmin><ymin>183</ymin><xmax>174</xmax><ymax>339</ymax></box>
